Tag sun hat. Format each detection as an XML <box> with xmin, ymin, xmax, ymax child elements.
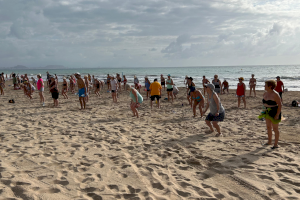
<box><xmin>239</xmin><ymin>77</ymin><xmax>244</xmax><ymax>81</ymax></box>
<box><xmin>84</xmin><ymin>75</ymin><xmax>88</xmax><ymax>78</ymax></box>
<box><xmin>145</xmin><ymin>76</ymin><xmax>148</xmax><ymax>79</ymax></box>
<box><xmin>75</xmin><ymin>72</ymin><xmax>80</xmax><ymax>75</ymax></box>
<box><xmin>63</xmin><ymin>77</ymin><xmax>66</xmax><ymax>80</ymax></box>
<box><xmin>205</xmin><ymin>83</ymin><xmax>215</xmax><ymax>90</ymax></box>
<box><xmin>37</xmin><ymin>73</ymin><xmax>41</xmax><ymax>77</ymax></box>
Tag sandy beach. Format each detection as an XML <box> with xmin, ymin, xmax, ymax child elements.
<box><xmin>0</xmin><ymin>80</ymin><xmax>300</xmax><ymax>199</ymax></box>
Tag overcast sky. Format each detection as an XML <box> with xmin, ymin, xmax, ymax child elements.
<box><xmin>0</xmin><ymin>0</ymin><xmax>300</xmax><ymax>68</ymax></box>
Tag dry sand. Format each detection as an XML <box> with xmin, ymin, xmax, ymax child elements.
<box><xmin>0</xmin><ymin>80</ymin><xmax>299</xmax><ymax>199</ymax></box>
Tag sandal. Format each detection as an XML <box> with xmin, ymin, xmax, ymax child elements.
<box><xmin>271</xmin><ymin>146</ymin><xmax>279</xmax><ymax>149</ymax></box>
<box><xmin>215</xmin><ymin>133</ymin><xmax>223</xmax><ymax>137</ymax></box>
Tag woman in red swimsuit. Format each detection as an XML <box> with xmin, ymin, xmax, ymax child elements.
<box><xmin>236</xmin><ymin>77</ymin><xmax>246</xmax><ymax>109</ymax></box>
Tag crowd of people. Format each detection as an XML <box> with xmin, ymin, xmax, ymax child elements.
<box><xmin>2</xmin><ymin>72</ymin><xmax>285</xmax><ymax>149</ymax></box>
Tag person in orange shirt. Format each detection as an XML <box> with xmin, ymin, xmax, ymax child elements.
<box><xmin>149</xmin><ymin>78</ymin><xmax>162</xmax><ymax>109</ymax></box>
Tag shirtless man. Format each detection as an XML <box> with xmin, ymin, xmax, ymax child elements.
<box><xmin>160</xmin><ymin>74</ymin><xmax>165</xmax><ymax>91</ymax></box>
<box><xmin>202</xmin><ymin>76</ymin><xmax>210</xmax><ymax>95</ymax></box>
<box><xmin>75</xmin><ymin>73</ymin><xmax>87</xmax><ymax>109</ymax></box>
<box><xmin>249</xmin><ymin>74</ymin><xmax>256</xmax><ymax>97</ymax></box>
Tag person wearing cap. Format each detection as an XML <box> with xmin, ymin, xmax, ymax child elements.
<box><xmin>275</xmin><ymin>76</ymin><xmax>284</xmax><ymax>101</ymax></box>
<box><xmin>203</xmin><ymin>83</ymin><xmax>225</xmax><ymax>137</ymax></box>
<box><xmin>212</xmin><ymin>75</ymin><xmax>222</xmax><ymax>94</ymax></box>
<box><xmin>126</xmin><ymin>84</ymin><xmax>143</xmax><ymax>118</ymax></box>
<box><xmin>144</xmin><ymin>76</ymin><xmax>151</xmax><ymax>99</ymax></box>
<box><xmin>249</xmin><ymin>74</ymin><xmax>256</xmax><ymax>97</ymax></box>
<box><xmin>222</xmin><ymin>79</ymin><xmax>229</xmax><ymax>94</ymax></box>
<box><xmin>62</xmin><ymin>77</ymin><xmax>69</xmax><ymax>99</ymax></box>
<box><xmin>49</xmin><ymin>76</ymin><xmax>59</xmax><ymax>107</ymax></box>
<box><xmin>160</xmin><ymin>74</ymin><xmax>165</xmax><ymax>91</ymax></box>
<box><xmin>37</xmin><ymin>74</ymin><xmax>45</xmax><ymax>106</ymax></box>
<box><xmin>149</xmin><ymin>78</ymin><xmax>162</xmax><ymax>109</ymax></box>
<box><xmin>75</xmin><ymin>73</ymin><xmax>87</xmax><ymax>109</ymax></box>
<box><xmin>134</xmin><ymin>75</ymin><xmax>140</xmax><ymax>92</ymax></box>
<box><xmin>202</xmin><ymin>76</ymin><xmax>210</xmax><ymax>95</ymax></box>
<box><xmin>110</xmin><ymin>76</ymin><xmax>118</xmax><ymax>102</ymax></box>
<box><xmin>236</xmin><ymin>77</ymin><xmax>246</xmax><ymax>109</ymax></box>
<box><xmin>187</xmin><ymin>77</ymin><xmax>196</xmax><ymax>107</ymax></box>
<box><xmin>166</xmin><ymin>74</ymin><xmax>174</xmax><ymax>102</ymax></box>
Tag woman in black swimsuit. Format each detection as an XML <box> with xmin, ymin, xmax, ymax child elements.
<box><xmin>258</xmin><ymin>80</ymin><xmax>281</xmax><ymax>149</ymax></box>
<box><xmin>186</xmin><ymin>77</ymin><xmax>196</xmax><ymax>108</ymax></box>
<box><xmin>49</xmin><ymin>76</ymin><xmax>59</xmax><ymax>107</ymax></box>
<box><xmin>94</xmin><ymin>79</ymin><xmax>101</xmax><ymax>97</ymax></box>
<box><xmin>62</xmin><ymin>77</ymin><xmax>68</xmax><ymax>99</ymax></box>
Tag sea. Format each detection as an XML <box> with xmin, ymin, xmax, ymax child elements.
<box><xmin>2</xmin><ymin>65</ymin><xmax>299</xmax><ymax>91</ymax></box>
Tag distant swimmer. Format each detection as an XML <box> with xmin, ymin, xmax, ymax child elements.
<box><xmin>236</xmin><ymin>77</ymin><xmax>246</xmax><ymax>109</ymax></box>
<box><xmin>249</xmin><ymin>74</ymin><xmax>256</xmax><ymax>97</ymax></box>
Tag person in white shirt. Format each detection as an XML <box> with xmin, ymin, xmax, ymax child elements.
<box><xmin>110</xmin><ymin>76</ymin><xmax>118</xmax><ymax>102</ymax></box>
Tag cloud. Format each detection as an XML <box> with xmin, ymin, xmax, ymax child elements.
<box><xmin>0</xmin><ymin>0</ymin><xmax>300</xmax><ymax>67</ymax></box>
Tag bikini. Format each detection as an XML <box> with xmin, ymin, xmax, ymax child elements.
<box><xmin>192</xmin><ymin>96</ymin><xmax>202</xmax><ymax>102</ymax></box>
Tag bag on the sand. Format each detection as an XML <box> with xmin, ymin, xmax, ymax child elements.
<box><xmin>8</xmin><ymin>99</ymin><xmax>15</xmax><ymax>103</ymax></box>
<box><xmin>292</xmin><ymin>100</ymin><xmax>299</xmax><ymax>107</ymax></box>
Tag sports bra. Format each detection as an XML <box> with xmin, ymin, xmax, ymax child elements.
<box><xmin>263</xmin><ymin>99</ymin><xmax>277</xmax><ymax>106</ymax></box>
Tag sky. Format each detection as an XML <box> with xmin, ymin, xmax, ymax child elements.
<box><xmin>0</xmin><ymin>0</ymin><xmax>300</xmax><ymax>68</ymax></box>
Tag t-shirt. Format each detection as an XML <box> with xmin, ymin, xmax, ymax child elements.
<box><xmin>149</xmin><ymin>81</ymin><xmax>162</xmax><ymax>96</ymax></box>
<box><xmin>37</xmin><ymin>78</ymin><xmax>43</xmax><ymax>90</ymax></box>
<box><xmin>275</xmin><ymin>81</ymin><xmax>283</xmax><ymax>92</ymax></box>
<box><xmin>111</xmin><ymin>79</ymin><xmax>117</xmax><ymax>90</ymax></box>
<box><xmin>166</xmin><ymin>79</ymin><xmax>173</xmax><ymax>89</ymax></box>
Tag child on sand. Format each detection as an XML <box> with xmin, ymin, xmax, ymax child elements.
<box><xmin>236</xmin><ymin>77</ymin><xmax>246</xmax><ymax>109</ymax></box>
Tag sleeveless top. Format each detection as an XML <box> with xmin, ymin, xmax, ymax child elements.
<box><xmin>208</xmin><ymin>92</ymin><xmax>224</xmax><ymax>114</ymax></box>
<box><xmin>145</xmin><ymin>81</ymin><xmax>150</xmax><ymax>90</ymax></box>
<box><xmin>212</xmin><ymin>79</ymin><xmax>220</xmax><ymax>88</ymax></box>
<box><xmin>236</xmin><ymin>83</ymin><xmax>245</xmax><ymax>96</ymax></box>
<box><xmin>130</xmin><ymin>90</ymin><xmax>143</xmax><ymax>103</ymax></box>
<box><xmin>167</xmin><ymin>79</ymin><xmax>173</xmax><ymax>89</ymax></box>
<box><xmin>50</xmin><ymin>81</ymin><xmax>58</xmax><ymax>93</ymax></box>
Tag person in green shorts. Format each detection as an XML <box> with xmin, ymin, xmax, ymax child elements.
<box><xmin>258</xmin><ymin>80</ymin><xmax>282</xmax><ymax>149</ymax></box>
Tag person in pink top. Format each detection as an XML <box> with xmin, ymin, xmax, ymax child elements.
<box><xmin>37</xmin><ymin>74</ymin><xmax>45</xmax><ymax>106</ymax></box>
